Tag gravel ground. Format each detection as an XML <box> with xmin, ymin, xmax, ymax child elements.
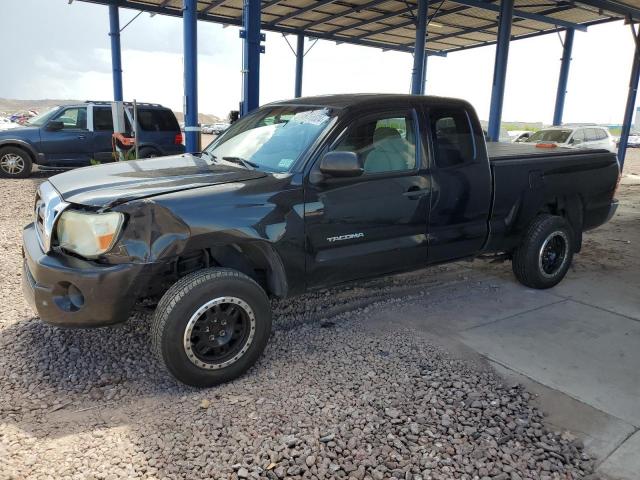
<box><xmin>3</xmin><ymin>151</ymin><xmax>638</xmax><ymax>480</ymax></box>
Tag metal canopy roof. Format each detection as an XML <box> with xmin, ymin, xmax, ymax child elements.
<box><xmin>92</xmin><ymin>0</ymin><xmax>640</xmax><ymax>54</ymax></box>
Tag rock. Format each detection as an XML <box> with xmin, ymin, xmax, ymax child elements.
<box><xmin>237</xmin><ymin>467</ymin><xmax>249</xmax><ymax>478</ymax></box>
<box><xmin>306</xmin><ymin>455</ymin><xmax>316</xmax><ymax>467</ymax></box>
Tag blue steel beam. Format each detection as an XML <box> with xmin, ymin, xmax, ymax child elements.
<box><xmin>449</xmin><ymin>0</ymin><xmax>587</xmax><ymax>31</ymax></box>
<box><xmin>301</xmin><ymin>0</ymin><xmax>395</xmax><ymax>29</ymax></box>
<box><xmin>487</xmin><ymin>0</ymin><xmax>514</xmax><ymax>142</ymax></box>
<box><xmin>441</xmin><ymin>16</ymin><xmax>616</xmax><ymax>53</ymax></box>
<box><xmin>108</xmin><ymin>4</ymin><xmax>123</xmax><ymax>101</ymax></box>
<box><xmin>266</xmin><ymin>0</ymin><xmax>340</xmax><ymax>26</ymax></box>
<box><xmin>241</xmin><ymin>0</ymin><xmax>262</xmax><ymax>115</ymax></box>
<box><xmin>552</xmin><ymin>28</ymin><xmax>574</xmax><ymax>126</ymax></box>
<box><xmin>183</xmin><ymin>0</ymin><xmax>199</xmax><ymax>153</ymax></box>
<box><xmin>411</xmin><ymin>0</ymin><xmax>428</xmax><ymax>95</ymax></box>
<box><xmin>294</xmin><ymin>34</ymin><xmax>304</xmax><ymax>98</ymax></box>
<box><xmin>618</xmin><ymin>26</ymin><xmax>640</xmax><ymax>170</ymax></box>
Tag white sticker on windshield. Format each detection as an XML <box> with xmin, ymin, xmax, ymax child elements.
<box><xmin>292</xmin><ymin>109</ymin><xmax>330</xmax><ymax>125</ymax></box>
<box><xmin>278</xmin><ymin>158</ymin><xmax>295</xmax><ymax>169</ymax></box>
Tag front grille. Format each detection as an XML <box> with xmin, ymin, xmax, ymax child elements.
<box><xmin>33</xmin><ymin>182</ymin><xmax>69</xmax><ymax>253</ymax></box>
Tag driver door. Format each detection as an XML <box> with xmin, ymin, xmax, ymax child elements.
<box><xmin>304</xmin><ymin>109</ymin><xmax>431</xmax><ymax>288</ymax></box>
<box><xmin>39</xmin><ymin>106</ymin><xmax>93</xmax><ymax>166</ymax></box>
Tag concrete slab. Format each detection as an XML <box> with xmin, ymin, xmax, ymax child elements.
<box><xmin>554</xmin><ymin>270</ymin><xmax>640</xmax><ymax>322</ymax></box>
<box><xmin>460</xmin><ymin>300</ymin><xmax>640</xmax><ymax>426</ymax></box>
<box><xmin>492</xmin><ymin>362</ymin><xmax>637</xmax><ymax>463</ymax></box>
<box><xmin>599</xmin><ymin>430</ymin><xmax>640</xmax><ymax>480</ymax></box>
<box><xmin>393</xmin><ymin>275</ymin><xmax>563</xmax><ymax>333</ymax></box>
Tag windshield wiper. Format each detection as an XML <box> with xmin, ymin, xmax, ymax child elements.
<box><xmin>222</xmin><ymin>156</ymin><xmax>259</xmax><ymax>170</ymax></box>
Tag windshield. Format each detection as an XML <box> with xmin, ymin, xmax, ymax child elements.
<box><xmin>26</xmin><ymin>107</ymin><xmax>62</xmax><ymax>127</ymax></box>
<box><xmin>204</xmin><ymin>105</ymin><xmax>336</xmax><ymax>173</ymax></box>
<box><xmin>527</xmin><ymin>129</ymin><xmax>571</xmax><ymax>143</ymax></box>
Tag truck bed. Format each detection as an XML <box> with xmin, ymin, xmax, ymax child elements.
<box><xmin>486</xmin><ymin>141</ymin><xmax>611</xmax><ymax>162</ymax></box>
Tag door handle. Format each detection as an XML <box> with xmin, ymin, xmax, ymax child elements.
<box><xmin>403</xmin><ymin>187</ymin><xmax>429</xmax><ymax>199</ymax></box>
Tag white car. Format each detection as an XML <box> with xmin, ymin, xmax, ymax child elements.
<box><xmin>0</xmin><ymin>117</ymin><xmax>19</xmax><ymax>131</ymax></box>
<box><xmin>625</xmin><ymin>131</ymin><xmax>640</xmax><ymax>148</ymax></box>
<box><xmin>526</xmin><ymin>126</ymin><xmax>616</xmax><ymax>153</ymax></box>
<box><xmin>508</xmin><ymin>130</ymin><xmax>533</xmax><ymax>143</ymax></box>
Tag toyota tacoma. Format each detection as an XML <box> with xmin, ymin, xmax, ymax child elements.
<box><xmin>22</xmin><ymin>95</ymin><xmax>620</xmax><ymax>387</ymax></box>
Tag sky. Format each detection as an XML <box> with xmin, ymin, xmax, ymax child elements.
<box><xmin>0</xmin><ymin>0</ymin><xmax>637</xmax><ymax>125</ymax></box>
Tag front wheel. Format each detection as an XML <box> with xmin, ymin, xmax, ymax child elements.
<box><xmin>151</xmin><ymin>268</ymin><xmax>272</xmax><ymax>387</ymax></box>
<box><xmin>512</xmin><ymin>214</ymin><xmax>574</xmax><ymax>289</ymax></box>
<box><xmin>0</xmin><ymin>147</ymin><xmax>33</xmax><ymax>178</ymax></box>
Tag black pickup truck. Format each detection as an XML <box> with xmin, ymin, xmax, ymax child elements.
<box><xmin>22</xmin><ymin>95</ymin><xmax>619</xmax><ymax>387</ymax></box>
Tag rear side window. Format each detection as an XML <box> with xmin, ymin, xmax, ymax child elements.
<box><xmin>596</xmin><ymin>129</ymin><xmax>608</xmax><ymax>140</ymax></box>
<box><xmin>429</xmin><ymin>108</ymin><xmax>475</xmax><ymax>168</ymax></box>
<box><xmin>136</xmin><ymin>108</ymin><xmax>180</xmax><ymax>132</ymax></box>
<box><xmin>93</xmin><ymin>107</ymin><xmax>114</xmax><ymax>131</ymax></box>
<box><xmin>585</xmin><ymin>128</ymin><xmax>599</xmax><ymax>142</ymax></box>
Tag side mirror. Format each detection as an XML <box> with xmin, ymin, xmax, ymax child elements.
<box><xmin>46</xmin><ymin>120</ymin><xmax>64</xmax><ymax>131</ymax></box>
<box><xmin>571</xmin><ymin>138</ymin><xmax>582</xmax><ymax>145</ymax></box>
<box><xmin>319</xmin><ymin>151</ymin><xmax>363</xmax><ymax>178</ymax></box>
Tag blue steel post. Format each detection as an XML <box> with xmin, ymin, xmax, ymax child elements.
<box><xmin>422</xmin><ymin>52</ymin><xmax>428</xmax><ymax>95</ymax></box>
<box><xmin>410</xmin><ymin>0</ymin><xmax>428</xmax><ymax>95</ymax></box>
<box><xmin>108</xmin><ymin>4</ymin><xmax>123</xmax><ymax>101</ymax></box>
<box><xmin>183</xmin><ymin>0</ymin><xmax>198</xmax><ymax>153</ymax></box>
<box><xmin>241</xmin><ymin>0</ymin><xmax>262</xmax><ymax>115</ymax></box>
<box><xmin>487</xmin><ymin>0</ymin><xmax>514</xmax><ymax>141</ymax></box>
<box><xmin>294</xmin><ymin>34</ymin><xmax>304</xmax><ymax>98</ymax></box>
<box><xmin>552</xmin><ymin>28</ymin><xmax>574</xmax><ymax>126</ymax></box>
<box><xmin>618</xmin><ymin>36</ymin><xmax>640</xmax><ymax>170</ymax></box>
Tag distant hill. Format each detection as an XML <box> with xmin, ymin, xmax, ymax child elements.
<box><xmin>0</xmin><ymin>98</ymin><xmax>222</xmax><ymax>124</ymax></box>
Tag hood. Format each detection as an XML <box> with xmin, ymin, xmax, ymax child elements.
<box><xmin>0</xmin><ymin>125</ymin><xmax>40</xmax><ymax>136</ymax></box>
<box><xmin>49</xmin><ymin>153</ymin><xmax>267</xmax><ymax>207</ymax></box>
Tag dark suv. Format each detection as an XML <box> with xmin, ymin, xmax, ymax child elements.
<box><xmin>0</xmin><ymin>101</ymin><xmax>184</xmax><ymax>178</ymax></box>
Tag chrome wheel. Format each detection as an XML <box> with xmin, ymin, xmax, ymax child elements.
<box><xmin>0</xmin><ymin>153</ymin><xmax>25</xmax><ymax>175</ymax></box>
<box><xmin>538</xmin><ymin>230</ymin><xmax>569</xmax><ymax>278</ymax></box>
<box><xmin>183</xmin><ymin>296</ymin><xmax>256</xmax><ymax>370</ymax></box>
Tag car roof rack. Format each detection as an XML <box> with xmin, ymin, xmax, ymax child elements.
<box><xmin>84</xmin><ymin>100</ymin><xmax>164</xmax><ymax>108</ymax></box>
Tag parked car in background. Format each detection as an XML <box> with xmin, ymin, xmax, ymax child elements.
<box><xmin>0</xmin><ymin>101</ymin><xmax>184</xmax><ymax>178</ymax></box>
<box><xmin>201</xmin><ymin>124</ymin><xmax>214</xmax><ymax>134</ymax></box>
<box><xmin>507</xmin><ymin>130</ymin><xmax>533</xmax><ymax>143</ymax></box>
<box><xmin>624</xmin><ymin>131</ymin><xmax>640</xmax><ymax>147</ymax></box>
<box><xmin>0</xmin><ymin>117</ymin><xmax>19</xmax><ymax>131</ymax></box>
<box><xmin>526</xmin><ymin>125</ymin><xmax>616</xmax><ymax>152</ymax></box>
<box><xmin>212</xmin><ymin>122</ymin><xmax>230</xmax><ymax>134</ymax></box>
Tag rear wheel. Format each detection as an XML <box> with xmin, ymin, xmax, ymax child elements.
<box><xmin>512</xmin><ymin>214</ymin><xmax>574</xmax><ymax>289</ymax></box>
<box><xmin>138</xmin><ymin>147</ymin><xmax>160</xmax><ymax>159</ymax></box>
<box><xmin>151</xmin><ymin>268</ymin><xmax>272</xmax><ymax>387</ymax></box>
<box><xmin>0</xmin><ymin>147</ymin><xmax>32</xmax><ymax>178</ymax></box>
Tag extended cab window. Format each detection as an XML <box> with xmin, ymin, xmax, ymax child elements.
<box><xmin>334</xmin><ymin>113</ymin><xmax>416</xmax><ymax>174</ymax></box>
<box><xmin>429</xmin><ymin>108</ymin><xmax>475</xmax><ymax>168</ymax></box>
<box><xmin>52</xmin><ymin>107</ymin><xmax>87</xmax><ymax>130</ymax></box>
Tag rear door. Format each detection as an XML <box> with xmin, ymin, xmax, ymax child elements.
<box><xmin>92</xmin><ymin>106</ymin><xmax>117</xmax><ymax>163</ymax></box>
<box><xmin>38</xmin><ymin>106</ymin><xmax>93</xmax><ymax>166</ymax></box>
<box><xmin>425</xmin><ymin>105</ymin><xmax>492</xmax><ymax>263</ymax></box>
<box><xmin>304</xmin><ymin>109</ymin><xmax>431</xmax><ymax>287</ymax></box>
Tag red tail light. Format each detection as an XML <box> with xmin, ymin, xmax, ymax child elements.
<box><xmin>175</xmin><ymin>133</ymin><xmax>183</xmax><ymax>145</ymax></box>
<box><xmin>535</xmin><ymin>142</ymin><xmax>557</xmax><ymax>149</ymax></box>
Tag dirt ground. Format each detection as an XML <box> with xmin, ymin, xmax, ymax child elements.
<box><xmin>0</xmin><ymin>149</ymin><xmax>638</xmax><ymax>480</ymax></box>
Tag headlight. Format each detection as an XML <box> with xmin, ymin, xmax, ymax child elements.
<box><xmin>56</xmin><ymin>210</ymin><xmax>124</xmax><ymax>258</ymax></box>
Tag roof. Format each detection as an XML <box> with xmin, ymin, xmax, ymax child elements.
<box><xmin>269</xmin><ymin>92</ymin><xmax>471</xmax><ymax>108</ymax></box>
<box><xmin>82</xmin><ymin>0</ymin><xmax>640</xmax><ymax>54</ymax></box>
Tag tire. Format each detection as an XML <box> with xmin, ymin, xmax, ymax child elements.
<box><xmin>0</xmin><ymin>146</ymin><xmax>33</xmax><ymax>178</ymax></box>
<box><xmin>151</xmin><ymin>268</ymin><xmax>272</xmax><ymax>387</ymax></box>
<box><xmin>137</xmin><ymin>147</ymin><xmax>160</xmax><ymax>159</ymax></box>
<box><xmin>512</xmin><ymin>214</ymin><xmax>574</xmax><ymax>289</ymax></box>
